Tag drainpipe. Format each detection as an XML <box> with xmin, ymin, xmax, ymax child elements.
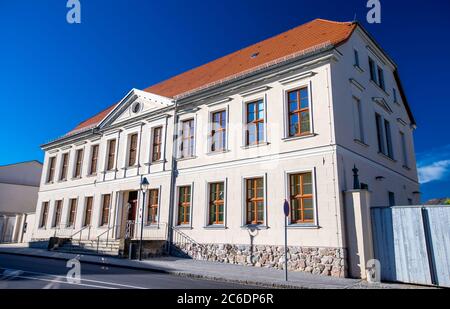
<box><xmin>167</xmin><ymin>99</ymin><xmax>179</xmax><ymax>253</ymax></box>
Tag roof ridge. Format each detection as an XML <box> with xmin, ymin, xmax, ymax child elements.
<box><xmin>144</xmin><ymin>18</ymin><xmax>321</xmax><ymax>93</ymax></box>
<box><xmin>0</xmin><ymin>160</ymin><xmax>43</xmax><ymax>168</ymax></box>
<box><xmin>66</xmin><ymin>18</ymin><xmax>356</xmax><ymax>136</ymax></box>
<box><xmin>314</xmin><ymin>18</ymin><xmax>354</xmax><ymax>25</ymax></box>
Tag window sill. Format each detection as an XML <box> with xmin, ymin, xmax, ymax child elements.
<box><xmin>57</xmin><ymin>179</ymin><xmax>67</xmax><ymax>183</ymax></box>
<box><xmin>370</xmin><ymin>80</ymin><xmax>389</xmax><ymax>97</ymax></box>
<box><xmin>354</xmin><ymin>139</ymin><xmax>369</xmax><ymax>148</ymax></box>
<box><xmin>71</xmin><ymin>177</ymin><xmax>82</xmax><ymax>181</ymax></box>
<box><xmin>402</xmin><ymin>165</ymin><xmax>411</xmax><ymax>171</ymax></box>
<box><xmin>354</xmin><ymin>65</ymin><xmax>364</xmax><ymax>73</ymax></box>
<box><xmin>287</xmin><ymin>224</ymin><xmax>320</xmax><ymax>230</ymax></box>
<box><xmin>177</xmin><ymin>156</ymin><xmax>197</xmax><ymax>162</ymax></box>
<box><xmin>241</xmin><ymin>225</ymin><xmax>269</xmax><ymax>230</ymax></box>
<box><xmin>45</xmin><ymin>181</ymin><xmax>54</xmax><ymax>185</ymax></box>
<box><xmin>282</xmin><ymin>133</ymin><xmax>317</xmax><ymax>142</ymax></box>
<box><xmin>145</xmin><ymin>224</ymin><xmax>162</xmax><ymax>229</ymax></box>
<box><xmin>144</xmin><ymin>160</ymin><xmax>166</xmax><ymax>166</ymax></box>
<box><xmin>204</xmin><ymin>225</ymin><xmax>227</xmax><ymax>230</ymax></box>
<box><xmin>207</xmin><ymin>149</ymin><xmax>230</xmax><ymax>156</ymax></box>
<box><xmin>86</xmin><ymin>173</ymin><xmax>97</xmax><ymax>178</ymax></box>
<box><xmin>122</xmin><ymin>165</ymin><xmax>139</xmax><ymax>170</ymax></box>
<box><xmin>102</xmin><ymin>169</ymin><xmax>118</xmax><ymax>174</ymax></box>
<box><xmin>241</xmin><ymin>142</ymin><xmax>269</xmax><ymax>150</ymax></box>
<box><xmin>378</xmin><ymin>152</ymin><xmax>397</xmax><ymax>163</ymax></box>
<box><xmin>174</xmin><ymin>225</ymin><xmax>193</xmax><ymax>230</ymax></box>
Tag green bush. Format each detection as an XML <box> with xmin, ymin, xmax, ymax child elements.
<box><xmin>445</xmin><ymin>199</ymin><xmax>450</xmax><ymax>205</ymax></box>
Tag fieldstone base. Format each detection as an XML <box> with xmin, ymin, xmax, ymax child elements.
<box><xmin>173</xmin><ymin>243</ymin><xmax>347</xmax><ymax>278</ymax></box>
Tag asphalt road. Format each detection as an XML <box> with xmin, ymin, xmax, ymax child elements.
<box><xmin>0</xmin><ymin>253</ymin><xmax>257</xmax><ymax>289</ymax></box>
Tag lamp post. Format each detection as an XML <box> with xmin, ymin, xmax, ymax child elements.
<box><xmin>138</xmin><ymin>177</ymin><xmax>149</xmax><ymax>261</ymax></box>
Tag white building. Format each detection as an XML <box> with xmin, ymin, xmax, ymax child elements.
<box><xmin>0</xmin><ymin>161</ymin><xmax>42</xmax><ymax>243</ymax></box>
<box><xmin>32</xmin><ymin>19</ymin><xmax>419</xmax><ymax>278</ymax></box>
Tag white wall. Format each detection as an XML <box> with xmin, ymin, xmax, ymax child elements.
<box><xmin>330</xmin><ymin>28</ymin><xmax>420</xmax><ymax>206</ymax></box>
<box><xmin>0</xmin><ymin>161</ymin><xmax>42</xmax><ymax>187</ymax></box>
<box><xmin>0</xmin><ymin>183</ymin><xmax>39</xmax><ymax>214</ymax></box>
<box><xmin>33</xmin><ymin>29</ymin><xmax>420</xmax><ymax>250</ymax></box>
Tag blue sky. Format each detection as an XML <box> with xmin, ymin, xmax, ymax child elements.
<box><xmin>0</xmin><ymin>0</ymin><xmax>449</xmax><ymax>201</ymax></box>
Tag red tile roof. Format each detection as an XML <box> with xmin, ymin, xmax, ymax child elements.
<box><xmin>69</xmin><ymin>19</ymin><xmax>356</xmax><ymax>135</ymax></box>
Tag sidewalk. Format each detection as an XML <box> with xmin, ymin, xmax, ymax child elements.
<box><xmin>0</xmin><ymin>244</ymin><xmax>427</xmax><ymax>289</ymax></box>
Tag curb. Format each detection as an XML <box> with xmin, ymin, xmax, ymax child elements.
<box><xmin>0</xmin><ymin>249</ymin><xmax>308</xmax><ymax>289</ymax></box>
<box><xmin>0</xmin><ymin>249</ymin><xmax>170</xmax><ymax>274</ymax></box>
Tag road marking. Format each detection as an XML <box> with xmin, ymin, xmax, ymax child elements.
<box><xmin>9</xmin><ymin>274</ymin><xmax>117</xmax><ymax>289</ymax></box>
<box><xmin>0</xmin><ymin>267</ymin><xmax>147</xmax><ymax>289</ymax></box>
<box><xmin>0</xmin><ymin>269</ymin><xmax>23</xmax><ymax>280</ymax></box>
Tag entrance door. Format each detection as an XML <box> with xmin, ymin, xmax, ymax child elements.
<box><xmin>125</xmin><ymin>191</ymin><xmax>138</xmax><ymax>239</ymax></box>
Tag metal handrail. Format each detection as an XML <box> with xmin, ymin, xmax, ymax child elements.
<box><xmin>171</xmin><ymin>226</ymin><xmax>204</xmax><ymax>249</ymax></box>
<box><xmin>70</xmin><ymin>225</ymin><xmax>91</xmax><ymax>244</ymax></box>
<box><xmin>96</xmin><ymin>225</ymin><xmax>119</xmax><ymax>254</ymax></box>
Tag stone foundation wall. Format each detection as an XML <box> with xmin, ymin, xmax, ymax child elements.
<box><xmin>173</xmin><ymin>243</ymin><xmax>347</xmax><ymax>278</ymax></box>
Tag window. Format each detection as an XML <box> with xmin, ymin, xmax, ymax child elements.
<box><xmin>46</xmin><ymin>157</ymin><xmax>56</xmax><ymax>183</ymax></box>
<box><xmin>60</xmin><ymin>153</ymin><xmax>69</xmax><ymax>181</ymax></box>
<box><xmin>67</xmin><ymin>199</ymin><xmax>77</xmax><ymax>228</ymax></box>
<box><xmin>289</xmin><ymin>173</ymin><xmax>314</xmax><ymax>224</ymax></box>
<box><xmin>369</xmin><ymin>57</ymin><xmax>377</xmax><ymax>82</ymax></box>
<box><xmin>89</xmin><ymin>145</ymin><xmax>99</xmax><ymax>175</ymax></box>
<box><xmin>180</xmin><ymin>119</ymin><xmax>195</xmax><ymax>158</ymax></box>
<box><xmin>375</xmin><ymin>113</ymin><xmax>386</xmax><ymax>154</ymax></box>
<box><xmin>128</xmin><ymin>133</ymin><xmax>138</xmax><ymax>167</ymax></box>
<box><xmin>52</xmin><ymin>200</ymin><xmax>63</xmax><ymax>228</ymax></box>
<box><xmin>246</xmin><ymin>100</ymin><xmax>264</xmax><ymax>145</ymax></box>
<box><xmin>209</xmin><ymin>182</ymin><xmax>225</xmax><ymax>225</ymax></box>
<box><xmin>353</xmin><ymin>97</ymin><xmax>365</xmax><ymax>143</ymax></box>
<box><xmin>101</xmin><ymin>194</ymin><xmax>111</xmax><ymax>226</ymax></box>
<box><xmin>84</xmin><ymin>197</ymin><xmax>93</xmax><ymax>227</ymax></box>
<box><xmin>287</xmin><ymin>87</ymin><xmax>310</xmax><ymax>137</ymax></box>
<box><xmin>354</xmin><ymin>49</ymin><xmax>360</xmax><ymax>67</ymax></box>
<box><xmin>376</xmin><ymin>113</ymin><xmax>394</xmax><ymax>159</ymax></box>
<box><xmin>147</xmin><ymin>189</ymin><xmax>159</xmax><ymax>224</ymax></box>
<box><xmin>393</xmin><ymin>88</ymin><xmax>398</xmax><ymax>103</ymax></box>
<box><xmin>369</xmin><ymin>57</ymin><xmax>386</xmax><ymax>90</ymax></box>
<box><xmin>388</xmin><ymin>192</ymin><xmax>396</xmax><ymax>207</ymax></box>
<box><xmin>384</xmin><ymin>119</ymin><xmax>394</xmax><ymax>159</ymax></box>
<box><xmin>400</xmin><ymin>131</ymin><xmax>409</xmax><ymax>168</ymax></box>
<box><xmin>152</xmin><ymin>127</ymin><xmax>163</xmax><ymax>162</ymax></box>
<box><xmin>245</xmin><ymin>178</ymin><xmax>264</xmax><ymax>225</ymax></box>
<box><xmin>131</xmin><ymin>102</ymin><xmax>141</xmax><ymax>114</ymax></box>
<box><xmin>39</xmin><ymin>202</ymin><xmax>49</xmax><ymax>228</ymax></box>
<box><xmin>106</xmin><ymin>139</ymin><xmax>116</xmax><ymax>171</ymax></box>
<box><xmin>211</xmin><ymin>110</ymin><xmax>227</xmax><ymax>152</ymax></box>
<box><xmin>377</xmin><ymin>66</ymin><xmax>385</xmax><ymax>90</ymax></box>
<box><xmin>177</xmin><ymin>186</ymin><xmax>191</xmax><ymax>225</ymax></box>
<box><xmin>74</xmin><ymin>149</ymin><xmax>84</xmax><ymax>178</ymax></box>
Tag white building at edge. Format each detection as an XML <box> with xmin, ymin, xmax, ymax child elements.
<box><xmin>32</xmin><ymin>19</ymin><xmax>419</xmax><ymax>278</ymax></box>
<box><xmin>0</xmin><ymin>161</ymin><xmax>42</xmax><ymax>243</ymax></box>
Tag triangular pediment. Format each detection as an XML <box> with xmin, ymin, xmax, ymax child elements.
<box><xmin>98</xmin><ymin>89</ymin><xmax>173</xmax><ymax>129</ymax></box>
<box><xmin>372</xmin><ymin>97</ymin><xmax>393</xmax><ymax>114</ymax></box>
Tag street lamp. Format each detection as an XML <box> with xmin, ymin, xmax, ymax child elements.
<box><xmin>138</xmin><ymin>177</ymin><xmax>149</xmax><ymax>261</ymax></box>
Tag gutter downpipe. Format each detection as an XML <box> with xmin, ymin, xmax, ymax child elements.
<box><xmin>166</xmin><ymin>99</ymin><xmax>179</xmax><ymax>254</ymax></box>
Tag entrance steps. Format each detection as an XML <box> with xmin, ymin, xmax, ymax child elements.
<box><xmin>53</xmin><ymin>239</ymin><xmax>121</xmax><ymax>256</ymax></box>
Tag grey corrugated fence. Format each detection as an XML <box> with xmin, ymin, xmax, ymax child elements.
<box><xmin>372</xmin><ymin>206</ymin><xmax>450</xmax><ymax>288</ymax></box>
